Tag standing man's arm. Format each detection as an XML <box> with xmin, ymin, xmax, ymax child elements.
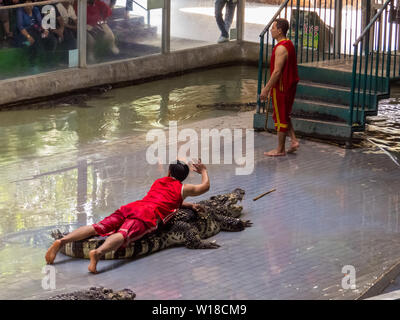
<box><xmin>260</xmin><ymin>45</ymin><xmax>288</xmax><ymax>100</ymax></box>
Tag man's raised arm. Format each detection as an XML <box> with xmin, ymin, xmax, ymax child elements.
<box><xmin>182</xmin><ymin>159</ymin><xmax>210</xmax><ymax>199</ymax></box>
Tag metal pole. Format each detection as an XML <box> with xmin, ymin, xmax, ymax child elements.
<box><xmin>334</xmin><ymin>0</ymin><xmax>343</xmax><ymax>59</ymax></box>
<box><xmin>78</xmin><ymin>0</ymin><xmax>87</xmax><ymax>68</ymax></box>
<box><xmin>162</xmin><ymin>0</ymin><xmax>170</xmax><ymax>54</ymax></box>
<box><xmin>237</xmin><ymin>0</ymin><xmax>245</xmax><ymax>41</ymax></box>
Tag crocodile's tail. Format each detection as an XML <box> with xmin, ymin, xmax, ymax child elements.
<box><xmin>51</xmin><ymin>230</ymin><xmax>174</xmax><ymax>260</ymax></box>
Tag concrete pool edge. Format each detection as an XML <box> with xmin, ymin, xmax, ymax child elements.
<box><xmin>357</xmin><ymin>259</ymin><xmax>400</xmax><ymax>300</ymax></box>
<box><xmin>0</xmin><ymin>41</ymin><xmax>262</xmax><ymax>108</ymax></box>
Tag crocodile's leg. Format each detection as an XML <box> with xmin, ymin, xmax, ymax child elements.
<box><xmin>214</xmin><ymin>214</ymin><xmax>252</xmax><ymax>231</ymax></box>
<box><xmin>170</xmin><ymin>221</ymin><xmax>220</xmax><ymax>249</ymax></box>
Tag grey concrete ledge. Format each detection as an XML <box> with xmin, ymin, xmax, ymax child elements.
<box><xmin>0</xmin><ymin>41</ymin><xmax>263</xmax><ymax>108</ymax></box>
<box><xmin>366</xmin><ymin>290</ymin><xmax>400</xmax><ymax>300</ymax></box>
<box><xmin>358</xmin><ymin>259</ymin><xmax>400</xmax><ymax>300</ymax></box>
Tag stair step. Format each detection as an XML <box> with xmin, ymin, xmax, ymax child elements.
<box><xmin>115</xmin><ymin>26</ymin><xmax>158</xmax><ymax>44</ymax></box>
<box><xmin>108</xmin><ymin>16</ymin><xmax>147</xmax><ymax>29</ymax></box>
<box><xmin>296</xmin><ymin>80</ymin><xmax>379</xmax><ymax>110</ymax></box>
<box><xmin>253</xmin><ymin>112</ymin><xmax>353</xmax><ymax>141</ymax></box>
<box><xmin>293</xmin><ymin>98</ymin><xmax>362</xmax><ymax>123</ymax></box>
<box><xmin>298</xmin><ymin>64</ymin><xmax>390</xmax><ymax>92</ymax></box>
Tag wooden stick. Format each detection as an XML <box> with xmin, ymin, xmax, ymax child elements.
<box><xmin>264</xmin><ymin>95</ymin><xmax>271</xmax><ymax>131</ymax></box>
<box><xmin>253</xmin><ymin>188</ymin><xmax>276</xmax><ymax>201</ymax></box>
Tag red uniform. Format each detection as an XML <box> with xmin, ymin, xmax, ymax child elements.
<box><xmin>270</xmin><ymin>38</ymin><xmax>299</xmax><ymax>132</ymax></box>
<box><xmin>74</xmin><ymin>1</ymin><xmax>112</xmax><ymax>27</ymax></box>
<box><xmin>93</xmin><ymin>176</ymin><xmax>184</xmax><ymax>245</ymax></box>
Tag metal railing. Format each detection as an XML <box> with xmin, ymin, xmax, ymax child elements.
<box><xmin>349</xmin><ymin>0</ymin><xmax>398</xmax><ymax>127</ymax></box>
<box><xmin>256</xmin><ymin>0</ymin><xmax>365</xmax><ymax>113</ymax></box>
<box><xmin>131</xmin><ymin>0</ymin><xmax>151</xmax><ymax>26</ymax></box>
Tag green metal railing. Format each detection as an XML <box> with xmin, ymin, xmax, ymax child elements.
<box><xmin>349</xmin><ymin>0</ymin><xmax>399</xmax><ymax>128</ymax></box>
<box><xmin>256</xmin><ymin>0</ymin><xmax>364</xmax><ymax>113</ymax></box>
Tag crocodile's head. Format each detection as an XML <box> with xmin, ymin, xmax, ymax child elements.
<box><xmin>200</xmin><ymin>188</ymin><xmax>245</xmax><ymax>218</ymax></box>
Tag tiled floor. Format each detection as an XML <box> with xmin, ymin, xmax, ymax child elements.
<box><xmin>1</xmin><ymin>130</ymin><xmax>399</xmax><ymax>300</ymax></box>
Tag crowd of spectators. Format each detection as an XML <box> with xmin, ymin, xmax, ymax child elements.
<box><xmin>0</xmin><ymin>0</ymin><xmax>126</xmax><ymax>64</ymax></box>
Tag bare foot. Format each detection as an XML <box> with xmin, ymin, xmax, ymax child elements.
<box><xmin>45</xmin><ymin>240</ymin><xmax>62</xmax><ymax>264</ymax></box>
<box><xmin>88</xmin><ymin>250</ymin><xmax>100</xmax><ymax>274</ymax></box>
<box><xmin>287</xmin><ymin>141</ymin><xmax>300</xmax><ymax>154</ymax></box>
<box><xmin>264</xmin><ymin>149</ymin><xmax>286</xmax><ymax>157</ymax></box>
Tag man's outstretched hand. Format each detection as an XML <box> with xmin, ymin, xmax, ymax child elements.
<box><xmin>191</xmin><ymin>203</ymin><xmax>205</xmax><ymax>213</ymax></box>
<box><xmin>189</xmin><ymin>159</ymin><xmax>207</xmax><ymax>174</ymax></box>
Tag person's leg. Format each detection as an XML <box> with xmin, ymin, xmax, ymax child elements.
<box><xmin>0</xmin><ymin>9</ymin><xmax>11</xmax><ymax>37</ymax></box>
<box><xmin>264</xmin><ymin>88</ymin><xmax>287</xmax><ymax>156</ymax></box>
<box><xmin>88</xmin><ymin>218</ymin><xmax>150</xmax><ymax>273</ymax></box>
<box><xmin>285</xmin><ymin>88</ymin><xmax>299</xmax><ymax>153</ymax></box>
<box><xmin>286</xmin><ymin>119</ymin><xmax>299</xmax><ymax>153</ymax></box>
<box><xmin>45</xmin><ymin>225</ymin><xmax>97</xmax><ymax>264</ymax></box>
<box><xmin>29</xmin><ymin>27</ymin><xmax>44</xmax><ymax>64</ymax></box>
<box><xmin>224</xmin><ymin>0</ymin><xmax>237</xmax><ymax>35</ymax></box>
<box><xmin>46</xmin><ymin>210</ymin><xmax>124</xmax><ymax>264</ymax></box>
<box><xmin>86</xmin><ymin>31</ymin><xmax>96</xmax><ymax>63</ymax></box>
<box><xmin>215</xmin><ymin>0</ymin><xmax>228</xmax><ymax>38</ymax></box>
<box><xmin>125</xmin><ymin>0</ymin><xmax>132</xmax><ymax>19</ymax></box>
<box><xmin>88</xmin><ymin>232</ymin><xmax>124</xmax><ymax>273</ymax></box>
<box><xmin>264</xmin><ymin>131</ymin><xmax>286</xmax><ymax>156</ymax></box>
<box><xmin>63</xmin><ymin>28</ymin><xmax>77</xmax><ymax>50</ymax></box>
<box><xmin>44</xmin><ymin>32</ymin><xmax>58</xmax><ymax>52</ymax></box>
<box><xmin>101</xmin><ymin>24</ymin><xmax>119</xmax><ymax>54</ymax></box>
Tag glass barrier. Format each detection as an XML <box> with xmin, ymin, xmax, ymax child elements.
<box><xmin>0</xmin><ymin>0</ymin><xmax>247</xmax><ymax>81</ymax></box>
<box><xmin>0</xmin><ymin>0</ymin><xmax>79</xmax><ymax>80</ymax></box>
<box><xmin>86</xmin><ymin>0</ymin><xmax>162</xmax><ymax>65</ymax></box>
<box><xmin>244</xmin><ymin>0</ymin><xmax>282</xmax><ymax>43</ymax></box>
<box><xmin>170</xmin><ymin>0</ymin><xmax>237</xmax><ymax>51</ymax></box>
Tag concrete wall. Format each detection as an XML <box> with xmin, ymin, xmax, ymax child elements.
<box><xmin>0</xmin><ymin>41</ymin><xmax>262</xmax><ymax>107</ymax></box>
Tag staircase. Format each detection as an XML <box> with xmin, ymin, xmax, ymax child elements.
<box><xmin>108</xmin><ymin>7</ymin><xmax>158</xmax><ymax>46</ymax></box>
<box><xmin>253</xmin><ymin>0</ymin><xmax>399</xmax><ymax>144</ymax></box>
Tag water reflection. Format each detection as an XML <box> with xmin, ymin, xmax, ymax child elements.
<box><xmin>0</xmin><ymin>66</ymin><xmax>257</xmax><ymax>167</ymax></box>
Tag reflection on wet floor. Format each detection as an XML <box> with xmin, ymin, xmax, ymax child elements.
<box><xmin>0</xmin><ymin>66</ymin><xmax>257</xmax><ymax>167</ymax></box>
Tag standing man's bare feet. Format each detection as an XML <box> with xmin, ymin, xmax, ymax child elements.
<box><xmin>287</xmin><ymin>141</ymin><xmax>300</xmax><ymax>154</ymax></box>
<box><xmin>45</xmin><ymin>239</ymin><xmax>62</xmax><ymax>264</ymax></box>
<box><xmin>264</xmin><ymin>149</ymin><xmax>286</xmax><ymax>157</ymax></box>
<box><xmin>88</xmin><ymin>250</ymin><xmax>101</xmax><ymax>274</ymax></box>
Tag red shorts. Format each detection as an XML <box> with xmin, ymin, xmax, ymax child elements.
<box><xmin>271</xmin><ymin>86</ymin><xmax>297</xmax><ymax>133</ymax></box>
<box><xmin>92</xmin><ymin>209</ymin><xmax>157</xmax><ymax>245</ymax></box>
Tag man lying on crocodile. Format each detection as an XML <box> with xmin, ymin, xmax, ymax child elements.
<box><xmin>45</xmin><ymin>159</ymin><xmax>210</xmax><ymax>274</ymax></box>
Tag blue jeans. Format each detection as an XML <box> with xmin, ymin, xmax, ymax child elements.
<box><xmin>215</xmin><ymin>0</ymin><xmax>237</xmax><ymax>38</ymax></box>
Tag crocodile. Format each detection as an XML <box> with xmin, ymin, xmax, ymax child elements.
<box><xmin>48</xmin><ymin>287</ymin><xmax>136</xmax><ymax>300</ymax></box>
<box><xmin>51</xmin><ymin>188</ymin><xmax>251</xmax><ymax>260</ymax></box>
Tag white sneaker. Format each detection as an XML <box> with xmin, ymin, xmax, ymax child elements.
<box><xmin>217</xmin><ymin>36</ymin><xmax>229</xmax><ymax>43</ymax></box>
<box><xmin>111</xmin><ymin>46</ymin><xmax>120</xmax><ymax>55</ymax></box>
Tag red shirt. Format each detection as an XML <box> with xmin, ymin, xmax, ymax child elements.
<box><xmin>74</xmin><ymin>1</ymin><xmax>112</xmax><ymax>27</ymax></box>
<box><xmin>119</xmin><ymin>177</ymin><xmax>184</xmax><ymax>226</ymax></box>
<box><xmin>270</xmin><ymin>39</ymin><xmax>299</xmax><ymax>92</ymax></box>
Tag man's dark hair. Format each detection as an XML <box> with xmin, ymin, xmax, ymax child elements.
<box><xmin>169</xmin><ymin>160</ymin><xmax>189</xmax><ymax>182</ymax></box>
<box><xmin>275</xmin><ymin>18</ymin><xmax>289</xmax><ymax>36</ymax></box>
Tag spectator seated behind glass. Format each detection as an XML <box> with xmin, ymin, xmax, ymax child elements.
<box><xmin>0</xmin><ymin>0</ymin><xmax>18</xmax><ymax>41</ymax></box>
<box><xmin>14</xmin><ymin>0</ymin><xmax>57</xmax><ymax>61</ymax></box>
<box><xmin>74</xmin><ymin>0</ymin><xmax>119</xmax><ymax>63</ymax></box>
<box><xmin>50</xmin><ymin>0</ymin><xmax>77</xmax><ymax>50</ymax></box>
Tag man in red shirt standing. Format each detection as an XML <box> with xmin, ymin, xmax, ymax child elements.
<box><xmin>260</xmin><ymin>18</ymin><xmax>300</xmax><ymax>157</ymax></box>
<box><xmin>45</xmin><ymin>159</ymin><xmax>210</xmax><ymax>274</ymax></box>
<box><xmin>75</xmin><ymin>0</ymin><xmax>119</xmax><ymax>62</ymax></box>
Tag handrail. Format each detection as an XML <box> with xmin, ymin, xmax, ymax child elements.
<box><xmin>0</xmin><ymin>0</ymin><xmax>148</xmax><ymax>11</ymax></box>
<box><xmin>132</xmin><ymin>0</ymin><xmax>147</xmax><ymax>12</ymax></box>
<box><xmin>0</xmin><ymin>0</ymin><xmax>64</xmax><ymax>10</ymax></box>
<box><xmin>353</xmin><ymin>0</ymin><xmax>392</xmax><ymax>46</ymax></box>
<box><xmin>260</xmin><ymin>0</ymin><xmax>291</xmax><ymax>37</ymax></box>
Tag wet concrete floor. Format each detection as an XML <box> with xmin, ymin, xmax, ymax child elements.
<box><xmin>0</xmin><ymin>66</ymin><xmax>400</xmax><ymax>299</ymax></box>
